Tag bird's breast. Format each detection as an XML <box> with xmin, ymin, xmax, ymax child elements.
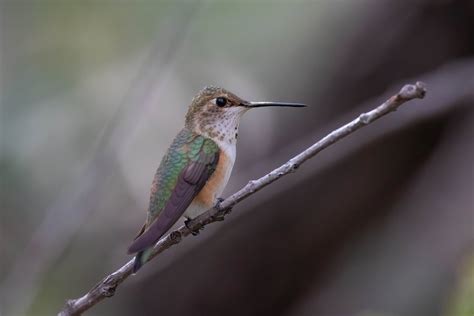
<box><xmin>192</xmin><ymin>143</ymin><xmax>235</xmax><ymax>209</ymax></box>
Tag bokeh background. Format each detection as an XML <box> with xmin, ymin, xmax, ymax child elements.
<box><xmin>1</xmin><ymin>1</ymin><xmax>473</xmax><ymax>316</ymax></box>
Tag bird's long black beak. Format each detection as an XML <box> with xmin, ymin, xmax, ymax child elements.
<box><xmin>244</xmin><ymin>101</ymin><xmax>306</xmax><ymax>108</ymax></box>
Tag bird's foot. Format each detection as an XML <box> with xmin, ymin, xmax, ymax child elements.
<box><xmin>184</xmin><ymin>217</ymin><xmax>201</xmax><ymax>236</ymax></box>
<box><xmin>211</xmin><ymin>197</ymin><xmax>227</xmax><ymax>222</ymax></box>
<box><xmin>215</xmin><ymin>197</ymin><xmax>225</xmax><ymax>210</ymax></box>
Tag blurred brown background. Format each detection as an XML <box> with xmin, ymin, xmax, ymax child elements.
<box><xmin>1</xmin><ymin>1</ymin><xmax>473</xmax><ymax>316</ymax></box>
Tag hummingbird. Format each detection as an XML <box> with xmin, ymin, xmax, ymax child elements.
<box><xmin>128</xmin><ymin>86</ymin><xmax>305</xmax><ymax>272</ymax></box>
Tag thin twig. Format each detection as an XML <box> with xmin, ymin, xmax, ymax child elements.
<box><xmin>58</xmin><ymin>82</ymin><xmax>426</xmax><ymax>316</ymax></box>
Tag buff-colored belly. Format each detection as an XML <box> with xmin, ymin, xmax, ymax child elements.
<box><xmin>184</xmin><ymin>149</ymin><xmax>234</xmax><ymax>218</ymax></box>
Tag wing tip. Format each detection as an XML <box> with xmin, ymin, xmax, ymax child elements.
<box><xmin>127</xmin><ymin>225</ymin><xmax>161</xmax><ymax>254</ymax></box>
<box><xmin>127</xmin><ymin>245</ymin><xmax>138</xmax><ymax>255</ymax></box>
<box><xmin>128</xmin><ymin>238</ymin><xmax>147</xmax><ymax>254</ymax></box>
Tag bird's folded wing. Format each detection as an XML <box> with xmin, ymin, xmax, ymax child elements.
<box><xmin>127</xmin><ymin>151</ymin><xmax>219</xmax><ymax>254</ymax></box>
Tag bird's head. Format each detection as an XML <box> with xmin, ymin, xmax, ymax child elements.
<box><xmin>185</xmin><ymin>86</ymin><xmax>305</xmax><ymax>143</ymax></box>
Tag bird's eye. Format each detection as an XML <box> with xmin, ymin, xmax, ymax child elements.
<box><xmin>215</xmin><ymin>97</ymin><xmax>227</xmax><ymax>107</ymax></box>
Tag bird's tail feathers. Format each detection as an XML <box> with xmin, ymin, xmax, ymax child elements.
<box><xmin>133</xmin><ymin>248</ymin><xmax>153</xmax><ymax>273</ymax></box>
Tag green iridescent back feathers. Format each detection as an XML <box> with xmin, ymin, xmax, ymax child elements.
<box><xmin>146</xmin><ymin>128</ymin><xmax>219</xmax><ymax>226</ymax></box>
<box><xmin>129</xmin><ymin>128</ymin><xmax>220</xmax><ymax>272</ymax></box>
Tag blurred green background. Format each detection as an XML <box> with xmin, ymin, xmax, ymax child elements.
<box><xmin>1</xmin><ymin>1</ymin><xmax>473</xmax><ymax>316</ymax></box>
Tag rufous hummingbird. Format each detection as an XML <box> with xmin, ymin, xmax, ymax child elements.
<box><xmin>128</xmin><ymin>86</ymin><xmax>305</xmax><ymax>272</ymax></box>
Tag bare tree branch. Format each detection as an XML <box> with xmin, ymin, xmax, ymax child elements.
<box><xmin>58</xmin><ymin>82</ymin><xmax>426</xmax><ymax>316</ymax></box>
